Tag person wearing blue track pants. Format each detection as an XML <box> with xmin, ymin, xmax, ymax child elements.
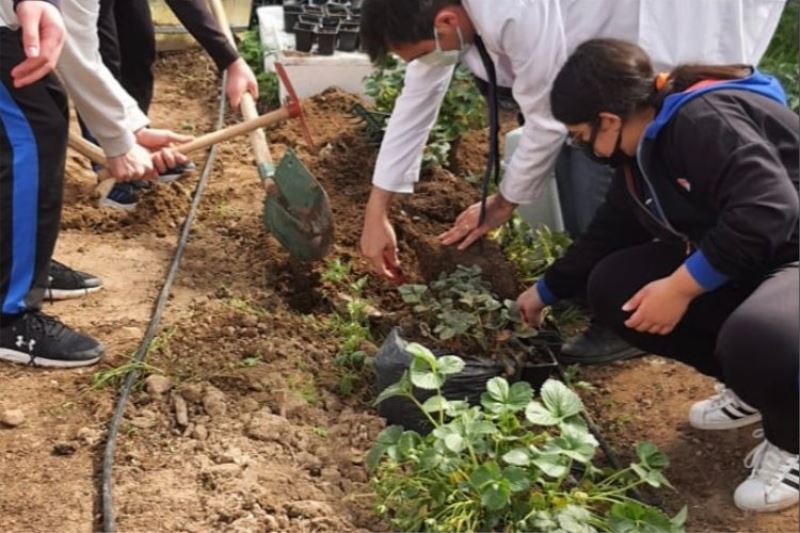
<box><xmin>0</xmin><ymin>0</ymin><xmax>104</xmax><ymax>367</ymax></box>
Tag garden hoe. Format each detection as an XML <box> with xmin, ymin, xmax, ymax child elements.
<box><xmin>209</xmin><ymin>0</ymin><xmax>333</xmax><ymax>261</ymax></box>
<box><xmin>69</xmin><ymin>66</ymin><xmax>334</xmax><ymax>262</ymax></box>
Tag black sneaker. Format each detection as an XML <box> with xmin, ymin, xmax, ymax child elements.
<box><xmin>158</xmin><ymin>161</ymin><xmax>196</xmax><ymax>183</ymax></box>
<box><xmin>46</xmin><ymin>260</ymin><xmax>103</xmax><ymax>301</ymax></box>
<box><xmin>0</xmin><ymin>312</ymin><xmax>104</xmax><ymax>368</ymax></box>
<box><xmin>99</xmin><ymin>182</ymin><xmax>139</xmax><ymax>210</ymax></box>
<box><xmin>558</xmin><ymin>321</ymin><xmax>645</xmax><ymax>364</ymax></box>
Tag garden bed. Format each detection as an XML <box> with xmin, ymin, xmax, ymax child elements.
<box><xmin>0</xmin><ymin>49</ymin><xmax>796</xmax><ymax>533</ymax></box>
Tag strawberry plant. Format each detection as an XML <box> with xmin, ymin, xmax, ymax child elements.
<box><xmin>364</xmin><ymin>57</ymin><xmax>486</xmax><ymax>168</ymax></box>
<box><xmin>398</xmin><ymin>265</ymin><xmax>534</xmax><ymax>354</ymax></box>
<box><xmin>493</xmin><ymin>215</ymin><xmax>572</xmax><ymax>285</ymax></box>
<box><xmin>368</xmin><ymin>343</ymin><xmax>687</xmax><ymax>533</ymax></box>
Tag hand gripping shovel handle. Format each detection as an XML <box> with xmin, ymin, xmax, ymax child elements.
<box><xmin>207</xmin><ymin>0</ymin><xmax>276</xmax><ymax>186</ymax></box>
<box><xmin>69</xmin><ymin>106</ymin><xmax>293</xmax><ymax>199</ymax></box>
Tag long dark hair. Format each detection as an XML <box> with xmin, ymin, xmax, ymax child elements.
<box><xmin>550</xmin><ymin>39</ymin><xmax>752</xmax><ymax>125</ymax></box>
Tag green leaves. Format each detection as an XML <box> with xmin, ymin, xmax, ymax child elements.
<box><xmin>366</xmin><ymin>425</ymin><xmax>403</xmax><ymax>471</ymax></box>
<box><xmin>369</xmin><ymin>342</ymin><xmax>683</xmax><ymax>533</ymax></box>
<box><xmin>438</xmin><ymin>355</ymin><xmax>466</xmax><ymax>376</ymax></box>
<box><xmin>406</xmin><ymin>343</ymin><xmax>464</xmax><ymax>391</ymax></box>
<box><xmin>547</xmin><ymin>424</ymin><xmax>599</xmax><ymax>464</ymax></box>
<box><xmin>502</xmin><ymin>448</ymin><xmax>531</xmax><ymax>467</ymax></box>
<box><xmin>636</xmin><ymin>441</ymin><xmax>670</xmax><ymax>469</ymax></box>
<box><xmin>469</xmin><ymin>462</ymin><xmax>526</xmax><ymax>511</ymax></box>
<box><xmin>632</xmin><ymin>442</ymin><xmax>672</xmax><ymax>488</ymax></box>
<box><xmin>526</xmin><ymin>379</ymin><xmax>584</xmax><ymax>426</ymax></box>
<box><xmin>556</xmin><ymin>505</ymin><xmax>595</xmax><ymax>533</ymax></box>
<box><xmin>373</xmin><ymin>371</ymin><xmax>412</xmax><ymax>406</ymax></box>
<box><xmin>365</xmin><ymin>63</ymin><xmax>486</xmax><ymax>168</ymax></box>
<box><xmin>541</xmin><ymin>379</ymin><xmax>585</xmax><ymax>419</ymax></box>
<box><xmin>608</xmin><ymin>502</ymin><xmax>687</xmax><ymax>533</ymax></box>
<box><xmin>532</xmin><ymin>453</ymin><xmax>570</xmax><ymax>478</ymax></box>
<box><xmin>398</xmin><ymin>265</ymin><xmax>536</xmax><ymax>354</ymax></box>
<box><xmin>482</xmin><ymin>378</ymin><xmax>533</xmax><ymax>415</ymax></box>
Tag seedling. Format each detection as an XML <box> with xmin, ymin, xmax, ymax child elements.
<box><xmin>323</xmin><ymin>258</ymin><xmax>377</xmax><ymax>396</ymax></box>
<box><xmin>369</xmin><ymin>343</ymin><xmax>687</xmax><ymax>532</ymax></box>
<box><xmin>398</xmin><ymin>265</ymin><xmax>535</xmax><ymax>355</ymax></box>
<box><xmin>364</xmin><ymin>59</ymin><xmax>486</xmax><ymax>168</ymax></box>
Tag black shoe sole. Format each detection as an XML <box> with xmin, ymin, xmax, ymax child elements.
<box><xmin>0</xmin><ymin>346</ymin><xmax>104</xmax><ymax>368</ymax></box>
<box><xmin>556</xmin><ymin>345</ymin><xmax>646</xmax><ymax>365</ymax></box>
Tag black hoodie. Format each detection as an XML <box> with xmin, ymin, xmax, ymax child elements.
<box><xmin>537</xmin><ymin>73</ymin><xmax>799</xmax><ymax>303</ymax></box>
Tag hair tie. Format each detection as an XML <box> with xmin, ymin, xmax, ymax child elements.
<box><xmin>655</xmin><ymin>72</ymin><xmax>670</xmax><ymax>91</ymax></box>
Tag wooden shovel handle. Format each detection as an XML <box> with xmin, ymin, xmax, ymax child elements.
<box><xmin>68</xmin><ymin>105</ymin><xmax>291</xmax><ymax>166</ymax></box>
<box><xmin>207</xmin><ymin>0</ymin><xmax>276</xmax><ymax>180</ymax></box>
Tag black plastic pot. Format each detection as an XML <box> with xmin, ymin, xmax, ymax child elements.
<box><xmin>375</xmin><ymin>329</ymin><xmax>506</xmax><ymax>434</ymax></box>
<box><xmin>294</xmin><ymin>22</ymin><xmax>316</xmax><ymax>53</ymax></box>
<box><xmin>337</xmin><ymin>28</ymin><xmax>359</xmax><ymax>52</ymax></box>
<box><xmin>302</xmin><ymin>4</ymin><xmax>324</xmax><ymax>15</ymax></box>
<box><xmin>320</xmin><ymin>16</ymin><xmax>340</xmax><ymax>30</ymax></box>
<box><xmin>325</xmin><ymin>3</ymin><xmax>348</xmax><ymax>16</ymax></box>
<box><xmin>315</xmin><ymin>28</ymin><xmax>337</xmax><ymax>55</ymax></box>
<box><xmin>515</xmin><ymin>330</ymin><xmax>561</xmax><ymax>389</ymax></box>
<box><xmin>282</xmin><ymin>3</ymin><xmax>303</xmax><ymax>33</ymax></box>
<box><xmin>298</xmin><ymin>14</ymin><xmax>321</xmax><ymax>26</ymax></box>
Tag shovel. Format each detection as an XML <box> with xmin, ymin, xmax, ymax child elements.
<box><xmin>71</xmin><ymin>91</ymin><xmax>334</xmax><ymax>263</ymax></box>
<box><xmin>208</xmin><ymin>0</ymin><xmax>334</xmax><ymax>261</ymax></box>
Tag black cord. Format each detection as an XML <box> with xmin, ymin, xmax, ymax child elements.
<box><xmin>99</xmin><ymin>72</ymin><xmax>228</xmax><ymax>533</ymax></box>
<box><xmin>473</xmin><ymin>35</ymin><xmax>500</xmax><ymax>228</ymax></box>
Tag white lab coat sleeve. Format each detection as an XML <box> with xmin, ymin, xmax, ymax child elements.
<box><xmin>56</xmin><ymin>0</ymin><xmax>149</xmax><ymax>157</ymax></box>
<box><xmin>371</xmin><ymin>60</ymin><xmax>455</xmax><ymax>193</ymax></box>
<box><xmin>496</xmin><ymin>0</ymin><xmax>568</xmax><ymax>206</ymax></box>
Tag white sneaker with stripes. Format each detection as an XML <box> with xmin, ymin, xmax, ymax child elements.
<box><xmin>688</xmin><ymin>384</ymin><xmax>762</xmax><ymax>430</ymax></box>
<box><xmin>735</xmin><ymin>432</ymin><xmax>799</xmax><ymax>512</ymax></box>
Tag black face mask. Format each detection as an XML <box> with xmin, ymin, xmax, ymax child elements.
<box><xmin>570</xmin><ymin>120</ymin><xmax>630</xmax><ymax>168</ymax></box>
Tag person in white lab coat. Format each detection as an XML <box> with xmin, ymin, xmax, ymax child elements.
<box><xmin>358</xmin><ymin>0</ymin><xmax>786</xmax><ymax>363</ymax></box>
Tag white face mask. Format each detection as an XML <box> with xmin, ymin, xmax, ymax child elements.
<box><xmin>417</xmin><ymin>26</ymin><xmax>465</xmax><ymax>67</ymax></box>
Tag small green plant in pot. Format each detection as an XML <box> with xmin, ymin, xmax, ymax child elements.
<box><xmin>398</xmin><ymin>265</ymin><xmax>535</xmax><ymax>359</ymax></box>
<box><xmin>368</xmin><ymin>342</ymin><xmax>687</xmax><ymax>533</ymax></box>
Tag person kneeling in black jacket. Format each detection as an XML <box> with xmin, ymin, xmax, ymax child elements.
<box><xmin>517</xmin><ymin>38</ymin><xmax>799</xmax><ymax>513</ymax></box>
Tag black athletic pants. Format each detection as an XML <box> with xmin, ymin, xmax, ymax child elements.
<box><xmin>0</xmin><ymin>28</ymin><xmax>69</xmax><ymax>322</ymax></box>
<box><xmin>97</xmin><ymin>0</ymin><xmax>156</xmax><ymax>113</ymax></box>
<box><xmin>587</xmin><ymin>241</ymin><xmax>799</xmax><ymax>453</ymax></box>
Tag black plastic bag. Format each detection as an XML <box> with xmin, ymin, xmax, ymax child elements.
<box><xmin>374</xmin><ymin>328</ymin><xmax>506</xmax><ymax>434</ymax></box>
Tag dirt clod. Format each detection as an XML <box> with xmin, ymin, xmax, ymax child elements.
<box><xmin>202</xmin><ymin>386</ymin><xmax>227</xmax><ymax>418</ymax></box>
<box><xmin>145</xmin><ymin>374</ymin><xmax>172</xmax><ymax>396</ymax></box>
<box><xmin>245</xmin><ymin>410</ymin><xmax>291</xmax><ymax>443</ymax></box>
<box><xmin>173</xmin><ymin>394</ymin><xmax>189</xmax><ymax>427</ymax></box>
<box><xmin>192</xmin><ymin>424</ymin><xmax>209</xmax><ymax>441</ymax></box>
<box><xmin>285</xmin><ymin>500</ymin><xmax>334</xmax><ymax>519</ymax></box>
<box><xmin>76</xmin><ymin>427</ymin><xmax>102</xmax><ymax>446</ymax></box>
<box><xmin>0</xmin><ymin>408</ymin><xmax>25</xmax><ymax>428</ymax></box>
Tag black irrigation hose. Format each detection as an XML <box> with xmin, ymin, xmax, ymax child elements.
<box><xmin>99</xmin><ymin>72</ymin><xmax>229</xmax><ymax>533</ymax></box>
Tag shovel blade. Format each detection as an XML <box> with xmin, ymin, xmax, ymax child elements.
<box><xmin>263</xmin><ymin>149</ymin><xmax>335</xmax><ymax>262</ymax></box>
